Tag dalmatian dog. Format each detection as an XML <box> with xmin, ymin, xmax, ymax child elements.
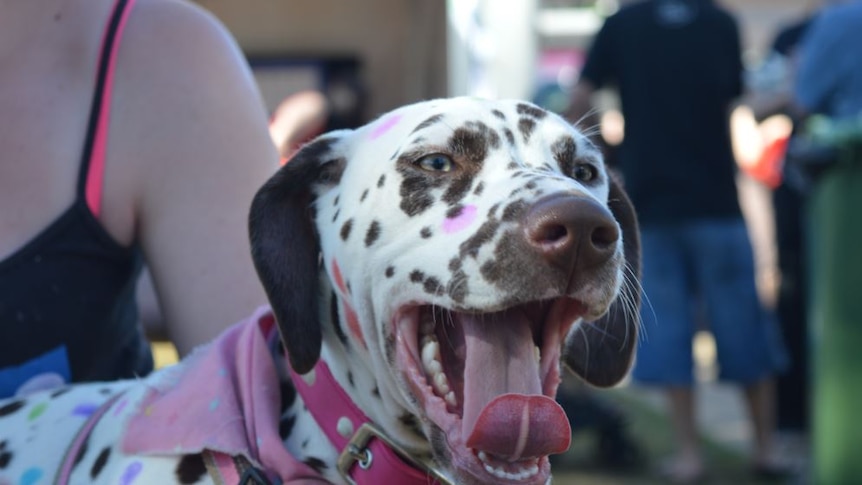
<box><xmin>0</xmin><ymin>97</ymin><xmax>640</xmax><ymax>485</ymax></box>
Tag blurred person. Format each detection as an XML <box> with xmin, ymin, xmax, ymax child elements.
<box><xmin>567</xmin><ymin>0</ymin><xmax>788</xmax><ymax>481</ymax></box>
<box><xmin>268</xmin><ymin>90</ymin><xmax>330</xmax><ymax>164</ymax></box>
<box><xmin>742</xmin><ymin>0</ymin><xmax>850</xmax><ymax>436</ymax></box>
<box><xmin>0</xmin><ymin>0</ymin><xmax>278</xmax><ymax>398</ymax></box>
<box><xmin>795</xmin><ymin>0</ymin><xmax>862</xmax><ymax>123</ymax></box>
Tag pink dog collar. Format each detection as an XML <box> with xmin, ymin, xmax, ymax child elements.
<box><xmin>289</xmin><ymin>360</ymin><xmax>451</xmax><ymax>485</ymax></box>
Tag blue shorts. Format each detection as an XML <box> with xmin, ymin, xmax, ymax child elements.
<box><xmin>632</xmin><ymin>218</ymin><xmax>788</xmax><ymax>386</ymax></box>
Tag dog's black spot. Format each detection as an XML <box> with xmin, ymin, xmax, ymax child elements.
<box><xmin>488</xmin><ymin>202</ymin><xmax>500</xmax><ymax>219</ymax></box>
<box><xmin>280</xmin><ymin>381</ymin><xmax>297</xmax><ymax>414</ymax></box>
<box><xmin>396</xmin><ymin>154</ymin><xmax>442</xmax><ymax>216</ymax></box>
<box><xmin>385</xmin><ymin>332</ymin><xmax>397</xmax><ymax>364</ymax></box>
<box><xmin>410</xmin><ymin>270</ymin><xmax>425</xmax><ymax>283</ymax></box>
<box><xmin>411</xmin><ymin>114</ymin><xmax>445</xmax><ymax>134</ymax></box>
<box><xmin>507</xmin><ymin>161</ymin><xmax>519</xmax><ymax>170</ymax></box>
<box><xmin>347</xmin><ymin>371</ymin><xmax>355</xmax><ymax>388</ymax></box>
<box><xmin>399</xmin><ymin>414</ymin><xmax>425</xmax><ymax>438</ymax></box>
<box><xmin>517</xmin><ymin>103</ymin><xmax>548</xmax><ymax>119</ymax></box>
<box><xmin>446</xmin><ymin>205</ymin><xmax>465</xmax><ymax>219</ymax></box>
<box><xmin>90</xmin><ymin>446</ymin><xmax>110</xmax><ymax>479</ymax></box>
<box><xmin>372</xmin><ymin>387</ymin><xmax>381</xmax><ymax>399</ymax></box>
<box><xmin>360</xmin><ymin>189</ymin><xmax>369</xmax><ymax>202</ymax></box>
<box><xmin>420</xmin><ymin>227</ymin><xmax>433</xmax><ymax>239</ymax></box>
<box><xmin>502</xmin><ymin>199</ymin><xmax>527</xmax><ymax>222</ymax></box>
<box><xmin>525</xmin><ymin>181</ymin><xmax>537</xmax><ymax>190</ymax></box>
<box><xmin>99</xmin><ymin>387</ymin><xmax>113</xmax><ymax>395</ymax></box>
<box><xmin>0</xmin><ymin>443</ymin><xmax>11</xmax><ymax>469</ymax></box>
<box><xmin>385</xmin><ymin>266</ymin><xmax>395</xmax><ymax>278</ymax></box>
<box><xmin>459</xmin><ymin>219</ymin><xmax>501</xmax><ymax>259</ymax></box>
<box><xmin>176</xmin><ymin>453</ymin><xmax>207</xmax><ymax>484</ymax></box>
<box><xmin>552</xmin><ymin>136</ymin><xmax>578</xmax><ymax>176</ymax></box>
<box><xmin>447</xmin><ymin>268</ymin><xmax>469</xmax><ymax>303</ymax></box>
<box><xmin>50</xmin><ymin>387</ymin><xmax>71</xmax><ymax>399</ymax></box>
<box><xmin>509</xmin><ymin>187</ymin><xmax>523</xmax><ymax>198</ymax></box>
<box><xmin>333</xmin><ymin>195</ymin><xmax>340</xmax><ymax>207</ymax></box>
<box><xmin>504</xmin><ymin>128</ymin><xmax>516</xmax><ymax>146</ymax></box>
<box><xmin>279</xmin><ymin>415</ymin><xmax>297</xmax><ymax>440</ymax></box>
<box><xmin>377</xmin><ymin>174</ymin><xmax>386</xmax><ymax>188</ymax></box>
<box><xmin>331</xmin><ymin>294</ymin><xmax>349</xmax><ymax>347</ymax></box>
<box><xmin>346</xmin><ymin>281</ymin><xmax>352</xmax><ymax>294</ymax></box>
<box><xmin>302</xmin><ymin>438</ymin><xmax>310</xmax><ymax>449</ymax></box>
<box><xmin>0</xmin><ymin>400</ymin><xmax>25</xmax><ymax>417</ymax></box>
<box><xmin>480</xmin><ymin>259</ymin><xmax>501</xmax><ymax>283</ymax></box>
<box><xmin>340</xmin><ymin>219</ymin><xmax>353</xmax><ymax>241</ymax></box>
<box><xmin>518</xmin><ymin>118</ymin><xmax>536</xmax><ymax>144</ymax></box>
<box><xmin>331</xmin><ymin>208</ymin><xmax>340</xmax><ymax>223</ymax></box>
<box><xmin>364</xmin><ymin>220</ymin><xmax>381</xmax><ymax>247</ymax></box>
<box><xmin>424</xmin><ymin>276</ymin><xmax>445</xmax><ymax>296</ymax></box>
<box><xmin>304</xmin><ymin>457</ymin><xmax>327</xmax><ymax>474</ymax></box>
<box><xmin>473</xmin><ymin>181</ymin><xmax>485</xmax><ymax>196</ymax></box>
<box><xmin>450</xmin><ymin>121</ymin><xmax>494</xmax><ymax>163</ymax></box>
<box><xmin>492</xmin><ymin>109</ymin><xmax>506</xmax><ymax>120</ymax></box>
<box><xmin>319</xmin><ymin>157</ymin><xmax>347</xmax><ymax>186</ymax></box>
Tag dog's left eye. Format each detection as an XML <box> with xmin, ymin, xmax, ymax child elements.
<box><xmin>417</xmin><ymin>154</ymin><xmax>455</xmax><ymax>172</ymax></box>
<box><xmin>573</xmin><ymin>163</ymin><xmax>598</xmax><ymax>183</ymax></box>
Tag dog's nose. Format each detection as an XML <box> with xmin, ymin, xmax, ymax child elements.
<box><xmin>523</xmin><ymin>194</ymin><xmax>619</xmax><ymax>272</ymax></box>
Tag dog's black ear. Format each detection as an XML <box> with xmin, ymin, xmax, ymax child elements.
<box><xmin>563</xmin><ymin>170</ymin><xmax>641</xmax><ymax>387</ymax></box>
<box><xmin>249</xmin><ymin>135</ymin><xmax>347</xmax><ymax>374</ymax></box>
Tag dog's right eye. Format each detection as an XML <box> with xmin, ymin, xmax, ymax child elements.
<box><xmin>417</xmin><ymin>154</ymin><xmax>454</xmax><ymax>172</ymax></box>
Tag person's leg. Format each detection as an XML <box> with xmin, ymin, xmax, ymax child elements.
<box><xmin>691</xmin><ymin>218</ymin><xmax>788</xmax><ymax>473</ymax></box>
<box><xmin>664</xmin><ymin>386</ymin><xmax>704</xmax><ymax>481</ymax></box>
<box><xmin>743</xmin><ymin>378</ymin><xmax>779</xmax><ymax>468</ymax></box>
<box><xmin>631</xmin><ymin>224</ymin><xmax>703</xmax><ymax>481</ymax></box>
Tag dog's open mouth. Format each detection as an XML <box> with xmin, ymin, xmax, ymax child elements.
<box><xmin>395</xmin><ymin>298</ymin><xmax>587</xmax><ymax>484</ymax></box>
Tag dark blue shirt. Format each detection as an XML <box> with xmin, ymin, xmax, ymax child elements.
<box><xmin>579</xmin><ymin>0</ymin><xmax>744</xmax><ymax>224</ymax></box>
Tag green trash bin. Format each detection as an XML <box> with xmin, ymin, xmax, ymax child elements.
<box><xmin>798</xmin><ymin>116</ymin><xmax>862</xmax><ymax>484</ymax></box>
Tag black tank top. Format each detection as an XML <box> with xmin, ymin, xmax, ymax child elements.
<box><xmin>0</xmin><ymin>0</ymin><xmax>153</xmax><ymax>398</ymax></box>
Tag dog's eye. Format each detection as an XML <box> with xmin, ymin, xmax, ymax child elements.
<box><xmin>573</xmin><ymin>163</ymin><xmax>598</xmax><ymax>183</ymax></box>
<box><xmin>417</xmin><ymin>154</ymin><xmax>454</xmax><ymax>172</ymax></box>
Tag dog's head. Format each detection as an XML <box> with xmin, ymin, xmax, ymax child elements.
<box><xmin>249</xmin><ymin>97</ymin><xmax>640</xmax><ymax>485</ymax></box>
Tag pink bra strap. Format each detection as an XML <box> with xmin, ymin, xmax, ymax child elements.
<box><xmin>83</xmin><ymin>0</ymin><xmax>136</xmax><ymax>217</ymax></box>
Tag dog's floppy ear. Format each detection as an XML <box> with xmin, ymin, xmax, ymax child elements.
<box><xmin>249</xmin><ymin>135</ymin><xmax>347</xmax><ymax>374</ymax></box>
<box><xmin>563</xmin><ymin>170</ymin><xmax>641</xmax><ymax>387</ymax></box>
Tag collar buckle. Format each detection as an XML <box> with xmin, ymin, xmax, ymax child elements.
<box><xmin>336</xmin><ymin>422</ymin><xmax>453</xmax><ymax>485</ymax></box>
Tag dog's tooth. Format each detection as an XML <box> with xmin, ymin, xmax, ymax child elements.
<box><xmin>534</xmin><ymin>345</ymin><xmax>541</xmax><ymax>364</ymax></box>
<box><xmin>433</xmin><ymin>372</ymin><xmax>450</xmax><ymax>395</ymax></box>
<box><xmin>445</xmin><ymin>391</ymin><xmax>457</xmax><ymax>407</ymax></box>
<box><xmin>421</xmin><ymin>341</ymin><xmax>439</xmax><ymax>371</ymax></box>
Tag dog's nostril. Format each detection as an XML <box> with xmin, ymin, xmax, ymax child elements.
<box><xmin>535</xmin><ymin>224</ymin><xmax>569</xmax><ymax>246</ymax></box>
<box><xmin>591</xmin><ymin>224</ymin><xmax>619</xmax><ymax>250</ymax></box>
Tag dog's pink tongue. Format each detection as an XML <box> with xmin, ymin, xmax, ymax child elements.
<box><xmin>466</xmin><ymin>394</ymin><xmax>571</xmax><ymax>459</ymax></box>
<box><xmin>459</xmin><ymin>312</ymin><xmax>571</xmax><ymax>460</ymax></box>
